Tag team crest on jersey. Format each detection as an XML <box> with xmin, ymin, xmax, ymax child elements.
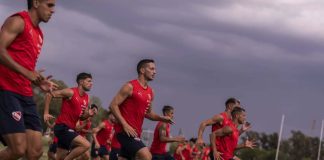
<box><xmin>137</xmin><ymin>91</ymin><xmax>143</xmax><ymax>97</ymax></box>
<box><xmin>12</xmin><ymin>111</ymin><xmax>22</xmax><ymax>121</ymax></box>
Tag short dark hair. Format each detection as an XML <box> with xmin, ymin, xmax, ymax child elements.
<box><xmin>76</xmin><ymin>72</ymin><xmax>92</xmax><ymax>84</ymax></box>
<box><xmin>231</xmin><ymin>107</ymin><xmax>245</xmax><ymax>118</ymax></box>
<box><xmin>162</xmin><ymin>105</ymin><xmax>174</xmax><ymax>115</ymax></box>
<box><xmin>225</xmin><ymin>97</ymin><xmax>240</xmax><ymax>107</ymax></box>
<box><xmin>136</xmin><ymin>59</ymin><xmax>154</xmax><ymax>74</ymax></box>
<box><xmin>90</xmin><ymin>104</ymin><xmax>98</xmax><ymax>110</ymax></box>
<box><xmin>27</xmin><ymin>0</ymin><xmax>33</xmax><ymax>9</ymax></box>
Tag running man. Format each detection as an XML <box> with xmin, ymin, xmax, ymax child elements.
<box><xmin>44</xmin><ymin>72</ymin><xmax>98</xmax><ymax>160</ymax></box>
<box><xmin>91</xmin><ymin>111</ymin><xmax>116</xmax><ymax>160</ymax></box>
<box><xmin>210</xmin><ymin>107</ymin><xmax>255</xmax><ymax>160</ymax></box>
<box><xmin>150</xmin><ymin>105</ymin><xmax>185</xmax><ymax>160</ymax></box>
<box><xmin>110</xmin><ymin>59</ymin><xmax>173</xmax><ymax>160</ymax></box>
<box><xmin>197</xmin><ymin>98</ymin><xmax>248</xmax><ymax>145</ymax></box>
<box><xmin>0</xmin><ymin>0</ymin><xmax>56</xmax><ymax>159</ymax></box>
<box><xmin>76</xmin><ymin>104</ymin><xmax>98</xmax><ymax>160</ymax></box>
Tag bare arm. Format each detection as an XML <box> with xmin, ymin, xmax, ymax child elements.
<box><xmin>43</xmin><ymin>88</ymin><xmax>74</xmax><ymax>122</ymax></box>
<box><xmin>158</xmin><ymin>123</ymin><xmax>185</xmax><ymax>143</ymax></box>
<box><xmin>109</xmin><ymin>83</ymin><xmax>138</xmax><ymax>137</ymax></box>
<box><xmin>75</xmin><ymin>120</ymin><xmax>88</xmax><ymax>132</ymax></box>
<box><xmin>210</xmin><ymin>126</ymin><xmax>233</xmax><ymax>160</ymax></box>
<box><xmin>92</xmin><ymin>122</ymin><xmax>106</xmax><ymax>148</ymax></box>
<box><xmin>0</xmin><ymin>16</ymin><xmax>34</xmax><ymax>79</ymax></box>
<box><xmin>197</xmin><ymin>114</ymin><xmax>224</xmax><ymax>144</ymax></box>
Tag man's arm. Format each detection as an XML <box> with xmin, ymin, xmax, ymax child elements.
<box><xmin>92</xmin><ymin>122</ymin><xmax>106</xmax><ymax>148</ymax></box>
<box><xmin>75</xmin><ymin>120</ymin><xmax>87</xmax><ymax>132</ymax></box>
<box><xmin>235</xmin><ymin>138</ymin><xmax>256</xmax><ymax>150</ymax></box>
<box><xmin>109</xmin><ymin>83</ymin><xmax>138</xmax><ymax>137</ymax></box>
<box><xmin>210</xmin><ymin>126</ymin><xmax>233</xmax><ymax>160</ymax></box>
<box><xmin>43</xmin><ymin>88</ymin><xmax>74</xmax><ymax>122</ymax></box>
<box><xmin>197</xmin><ymin>114</ymin><xmax>224</xmax><ymax>145</ymax></box>
<box><xmin>158</xmin><ymin>123</ymin><xmax>185</xmax><ymax>143</ymax></box>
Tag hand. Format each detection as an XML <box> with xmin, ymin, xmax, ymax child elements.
<box><xmin>122</xmin><ymin>123</ymin><xmax>138</xmax><ymax>138</ymax></box>
<box><xmin>244</xmin><ymin>138</ymin><xmax>256</xmax><ymax>149</ymax></box>
<box><xmin>162</xmin><ymin>116</ymin><xmax>174</xmax><ymax>125</ymax></box>
<box><xmin>44</xmin><ymin>113</ymin><xmax>55</xmax><ymax>122</ymax></box>
<box><xmin>213</xmin><ymin>151</ymin><xmax>223</xmax><ymax>160</ymax></box>
<box><xmin>175</xmin><ymin>136</ymin><xmax>186</xmax><ymax>142</ymax></box>
<box><xmin>241</xmin><ymin>121</ymin><xmax>251</xmax><ymax>133</ymax></box>
<box><xmin>38</xmin><ymin>75</ymin><xmax>58</xmax><ymax>93</ymax></box>
<box><xmin>196</xmin><ymin>138</ymin><xmax>204</xmax><ymax>146</ymax></box>
<box><xmin>28</xmin><ymin>70</ymin><xmax>44</xmax><ymax>85</ymax></box>
<box><xmin>95</xmin><ymin>143</ymin><xmax>100</xmax><ymax>149</ymax></box>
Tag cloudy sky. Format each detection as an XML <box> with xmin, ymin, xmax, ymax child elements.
<box><xmin>1</xmin><ymin>0</ymin><xmax>324</xmax><ymax>140</ymax></box>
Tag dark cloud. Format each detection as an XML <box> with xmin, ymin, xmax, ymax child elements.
<box><xmin>1</xmin><ymin>0</ymin><xmax>324</xmax><ymax>140</ymax></box>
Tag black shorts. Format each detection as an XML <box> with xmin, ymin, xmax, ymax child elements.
<box><xmin>91</xmin><ymin>142</ymin><xmax>109</xmax><ymax>158</ymax></box>
<box><xmin>54</xmin><ymin>124</ymin><xmax>79</xmax><ymax>150</ymax></box>
<box><xmin>0</xmin><ymin>90</ymin><xmax>42</xmax><ymax>135</ymax></box>
<box><xmin>116</xmin><ymin>132</ymin><xmax>146</xmax><ymax>159</ymax></box>
<box><xmin>109</xmin><ymin>147</ymin><xmax>121</xmax><ymax>160</ymax></box>
<box><xmin>48</xmin><ymin>142</ymin><xmax>58</xmax><ymax>153</ymax></box>
<box><xmin>152</xmin><ymin>153</ymin><xmax>174</xmax><ymax>160</ymax></box>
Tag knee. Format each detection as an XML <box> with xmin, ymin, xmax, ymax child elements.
<box><xmin>28</xmin><ymin>147</ymin><xmax>43</xmax><ymax>159</ymax></box>
<box><xmin>144</xmin><ymin>153</ymin><xmax>152</xmax><ymax>160</ymax></box>
<box><xmin>10</xmin><ymin>145</ymin><xmax>26</xmax><ymax>158</ymax></box>
<box><xmin>84</xmin><ymin>141</ymin><xmax>91</xmax><ymax>149</ymax></box>
<box><xmin>138</xmin><ymin>152</ymin><xmax>152</xmax><ymax>160</ymax></box>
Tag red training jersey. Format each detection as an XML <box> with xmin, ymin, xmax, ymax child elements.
<box><xmin>78</xmin><ymin>119</ymin><xmax>92</xmax><ymax>137</ymax></box>
<box><xmin>150</xmin><ymin>122</ymin><xmax>170</xmax><ymax>154</ymax></box>
<box><xmin>96</xmin><ymin>120</ymin><xmax>114</xmax><ymax>146</ymax></box>
<box><xmin>174</xmin><ymin>144</ymin><xmax>184</xmax><ymax>160</ymax></box>
<box><xmin>182</xmin><ymin>144</ymin><xmax>192</xmax><ymax>160</ymax></box>
<box><xmin>201</xmin><ymin>146</ymin><xmax>210</xmax><ymax>160</ymax></box>
<box><xmin>111</xmin><ymin>131</ymin><xmax>121</xmax><ymax>149</ymax></box>
<box><xmin>55</xmin><ymin>88</ymin><xmax>89</xmax><ymax>130</ymax></box>
<box><xmin>115</xmin><ymin>79</ymin><xmax>153</xmax><ymax>137</ymax></box>
<box><xmin>211</xmin><ymin>112</ymin><xmax>231</xmax><ymax>132</ymax></box>
<box><xmin>0</xmin><ymin>11</ymin><xmax>43</xmax><ymax>96</ymax></box>
<box><xmin>216</xmin><ymin>121</ymin><xmax>239</xmax><ymax>160</ymax></box>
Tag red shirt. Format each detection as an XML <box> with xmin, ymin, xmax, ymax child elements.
<box><xmin>96</xmin><ymin>120</ymin><xmax>114</xmax><ymax>146</ymax></box>
<box><xmin>182</xmin><ymin>144</ymin><xmax>192</xmax><ymax>160</ymax></box>
<box><xmin>216</xmin><ymin>121</ymin><xmax>239</xmax><ymax>160</ymax></box>
<box><xmin>212</xmin><ymin>112</ymin><xmax>231</xmax><ymax>132</ymax></box>
<box><xmin>111</xmin><ymin>131</ymin><xmax>121</xmax><ymax>149</ymax></box>
<box><xmin>201</xmin><ymin>147</ymin><xmax>210</xmax><ymax>160</ymax></box>
<box><xmin>150</xmin><ymin>122</ymin><xmax>170</xmax><ymax>154</ymax></box>
<box><xmin>115</xmin><ymin>79</ymin><xmax>153</xmax><ymax>136</ymax></box>
<box><xmin>55</xmin><ymin>88</ymin><xmax>89</xmax><ymax>130</ymax></box>
<box><xmin>78</xmin><ymin>119</ymin><xmax>91</xmax><ymax>137</ymax></box>
<box><xmin>174</xmin><ymin>144</ymin><xmax>184</xmax><ymax>160</ymax></box>
<box><xmin>0</xmin><ymin>11</ymin><xmax>43</xmax><ymax>96</ymax></box>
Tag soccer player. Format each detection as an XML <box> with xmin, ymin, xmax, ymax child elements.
<box><xmin>91</xmin><ymin>111</ymin><xmax>116</xmax><ymax>160</ymax></box>
<box><xmin>210</xmin><ymin>107</ymin><xmax>255</xmax><ymax>160</ymax></box>
<box><xmin>197</xmin><ymin>98</ymin><xmax>246</xmax><ymax>145</ymax></box>
<box><xmin>109</xmin><ymin>59</ymin><xmax>173</xmax><ymax>160</ymax></box>
<box><xmin>75</xmin><ymin>104</ymin><xmax>97</xmax><ymax>160</ymax></box>
<box><xmin>150</xmin><ymin>105</ymin><xmax>185</xmax><ymax>160</ymax></box>
<box><xmin>0</xmin><ymin>0</ymin><xmax>56</xmax><ymax>159</ymax></box>
<box><xmin>44</xmin><ymin>72</ymin><xmax>98</xmax><ymax>160</ymax></box>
